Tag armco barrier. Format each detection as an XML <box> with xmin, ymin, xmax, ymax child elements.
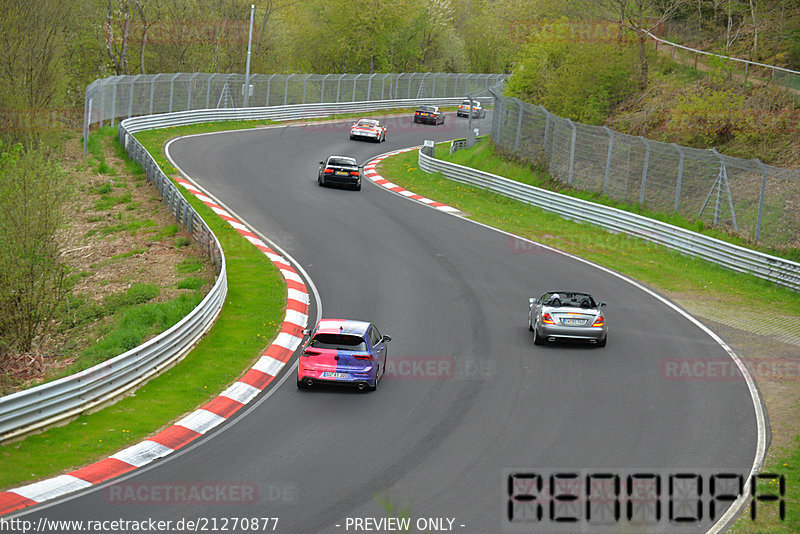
<box><xmin>0</xmin><ymin>138</ymin><xmax>227</xmax><ymax>443</ymax></box>
<box><xmin>419</xmin><ymin>144</ymin><xmax>800</xmax><ymax>292</ymax></box>
<box><xmin>0</xmin><ymin>96</ymin><xmax>494</xmax><ymax>443</ymax></box>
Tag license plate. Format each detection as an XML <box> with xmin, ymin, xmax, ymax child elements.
<box><xmin>322</xmin><ymin>372</ymin><xmax>349</xmax><ymax>379</ymax></box>
<box><xmin>335</xmin><ymin>171</ymin><xmax>348</xmax><ymax>175</ymax></box>
<box><xmin>563</xmin><ymin>319</ymin><xmax>585</xmax><ymax>326</ymax></box>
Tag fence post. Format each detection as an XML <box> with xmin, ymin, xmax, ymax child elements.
<box><xmin>302</xmin><ymin>73</ymin><xmax>310</xmax><ymax>104</ymax></box>
<box><xmin>353</xmin><ymin>73</ymin><xmax>362</xmax><ymax>101</ymax></box>
<box><xmin>336</xmin><ymin>74</ymin><xmax>345</xmax><ymax>102</ymax></box>
<box><xmin>320</xmin><ymin>74</ymin><xmax>329</xmax><ymax>102</ymax></box>
<box><xmin>205</xmin><ymin>74</ymin><xmax>213</xmax><ymax>109</ymax></box>
<box><xmin>671</xmin><ymin>144</ymin><xmax>684</xmax><ymax>212</ymax></box>
<box><xmin>754</xmin><ymin>159</ymin><xmax>768</xmax><ymax>242</ymax></box>
<box><xmin>431</xmin><ymin>74</ymin><xmax>436</xmax><ymax>97</ymax></box>
<box><xmin>639</xmin><ymin>136</ymin><xmax>651</xmax><ymax>205</ymax></box>
<box><xmin>168</xmin><ymin>73</ymin><xmax>180</xmax><ymax>113</ymax></box>
<box><xmin>541</xmin><ymin>105</ymin><xmax>550</xmax><ymax>158</ymax></box>
<box><xmin>99</xmin><ymin>79</ymin><xmax>106</xmax><ymax>127</ymax></box>
<box><xmin>284</xmin><ymin>74</ymin><xmax>294</xmax><ymax>105</ymax></box>
<box><xmin>567</xmin><ymin>119</ymin><xmax>577</xmax><ymax>185</ymax></box>
<box><xmin>149</xmin><ymin>75</ymin><xmax>157</xmax><ymax>115</ymax></box>
<box><xmin>110</xmin><ymin>81</ymin><xmax>117</xmax><ymax>127</ymax></box>
<box><xmin>83</xmin><ymin>95</ymin><xmax>92</xmax><ymax>155</ymax></box>
<box><xmin>367</xmin><ymin>73</ymin><xmax>376</xmax><ymax>100</ymax></box>
<box><xmin>602</xmin><ymin>126</ymin><xmax>614</xmax><ymax>195</ymax></box>
<box><xmin>128</xmin><ymin>76</ymin><xmax>138</xmax><ymax>118</ymax></box>
<box><xmin>513</xmin><ymin>99</ymin><xmax>524</xmax><ymax>156</ymax></box>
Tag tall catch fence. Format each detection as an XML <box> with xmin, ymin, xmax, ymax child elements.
<box><xmin>490</xmin><ymin>89</ymin><xmax>800</xmax><ymax>248</ymax></box>
<box><xmin>83</xmin><ymin>72</ymin><xmax>504</xmax><ymax>153</ymax></box>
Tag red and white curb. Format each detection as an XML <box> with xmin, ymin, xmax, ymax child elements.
<box><xmin>0</xmin><ymin>178</ymin><xmax>310</xmax><ymax>516</ymax></box>
<box><xmin>363</xmin><ymin>148</ymin><xmax>460</xmax><ymax>214</ymax></box>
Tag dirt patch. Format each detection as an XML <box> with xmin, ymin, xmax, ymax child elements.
<box><xmin>0</xmin><ymin>133</ymin><xmax>215</xmax><ymax>394</ymax></box>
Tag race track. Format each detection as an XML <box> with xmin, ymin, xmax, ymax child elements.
<box><xmin>16</xmin><ymin>112</ymin><xmax>760</xmax><ymax>533</ymax></box>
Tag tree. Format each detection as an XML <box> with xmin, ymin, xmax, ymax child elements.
<box><xmin>587</xmin><ymin>0</ymin><xmax>689</xmax><ymax>89</ymax></box>
<box><xmin>0</xmin><ymin>142</ymin><xmax>69</xmax><ymax>362</ymax></box>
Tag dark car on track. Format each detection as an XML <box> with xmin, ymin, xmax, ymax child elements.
<box><xmin>298</xmin><ymin>319</ymin><xmax>392</xmax><ymax>391</ymax></box>
<box><xmin>528</xmin><ymin>291</ymin><xmax>607</xmax><ymax>347</ymax></box>
<box><xmin>456</xmin><ymin>100</ymin><xmax>486</xmax><ymax>118</ymax></box>
<box><xmin>413</xmin><ymin>105</ymin><xmax>445</xmax><ymax>125</ymax></box>
<box><xmin>318</xmin><ymin>155</ymin><xmax>362</xmax><ymax>190</ymax></box>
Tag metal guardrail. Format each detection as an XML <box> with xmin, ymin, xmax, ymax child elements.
<box><xmin>0</xmin><ymin>95</ymin><xmax>498</xmax><ymax>443</ymax></box>
<box><xmin>84</xmin><ymin>72</ymin><xmax>505</xmax><ymax>153</ymax></box>
<box><xmin>419</xmin><ymin>144</ymin><xmax>800</xmax><ymax>292</ymax></box>
<box><xmin>489</xmin><ymin>87</ymin><xmax>800</xmax><ymax>248</ymax></box>
<box><xmin>0</xmin><ymin>129</ymin><xmax>227</xmax><ymax>442</ymax></box>
<box><xmin>117</xmin><ymin>97</ymin><xmax>493</xmax><ymax>134</ymax></box>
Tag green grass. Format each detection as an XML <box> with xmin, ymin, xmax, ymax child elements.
<box><xmin>110</xmin><ymin>247</ymin><xmax>146</xmax><ymax>260</ymax></box>
<box><xmin>176</xmin><ymin>257</ymin><xmax>203</xmax><ymax>273</ymax></box>
<box><xmin>152</xmin><ymin>223</ymin><xmax>179</xmax><ymax>240</ymax></box>
<box><xmin>177</xmin><ymin>277</ymin><xmax>207</xmax><ymax>290</ymax></box>
<box><xmin>0</xmin><ymin>127</ymin><xmax>286</xmax><ymax>490</ymax></box>
<box><xmin>78</xmin><ymin>293</ymin><xmax>203</xmax><ymax>370</ymax></box>
<box><xmin>382</xmin><ymin>147</ymin><xmax>800</xmax><ymax>315</ymax></box>
<box><xmin>439</xmin><ymin>140</ymin><xmax>800</xmax><ymax>262</ymax></box>
<box><xmin>380</xmin><ymin>146</ymin><xmax>800</xmax><ymax>532</ymax></box>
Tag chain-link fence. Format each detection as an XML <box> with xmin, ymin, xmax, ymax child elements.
<box><xmin>645</xmin><ymin>30</ymin><xmax>800</xmax><ymax>94</ymax></box>
<box><xmin>83</xmin><ymin>72</ymin><xmax>504</xmax><ymax>152</ymax></box>
<box><xmin>490</xmin><ymin>89</ymin><xmax>800</xmax><ymax>248</ymax></box>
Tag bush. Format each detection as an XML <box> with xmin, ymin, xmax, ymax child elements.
<box><xmin>505</xmin><ymin>21</ymin><xmax>638</xmax><ymax>125</ymax></box>
<box><xmin>0</xmin><ymin>142</ymin><xmax>69</xmax><ymax>361</ymax></box>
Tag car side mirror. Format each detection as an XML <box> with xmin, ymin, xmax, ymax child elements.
<box><xmin>318</xmin><ymin>161</ymin><xmax>324</xmax><ymax>165</ymax></box>
<box><xmin>382</xmin><ymin>335</ymin><xmax>392</xmax><ymax>343</ymax></box>
<box><xmin>302</xmin><ymin>328</ymin><xmax>311</xmax><ymax>336</ymax></box>
<box><xmin>529</xmin><ymin>298</ymin><xmax>536</xmax><ymax>305</ymax></box>
<box><xmin>598</xmin><ymin>302</ymin><xmax>606</xmax><ymax>308</ymax></box>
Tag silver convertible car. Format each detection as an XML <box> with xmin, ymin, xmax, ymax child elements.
<box><xmin>528</xmin><ymin>291</ymin><xmax>607</xmax><ymax>347</ymax></box>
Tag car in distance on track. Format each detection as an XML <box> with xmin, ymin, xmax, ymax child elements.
<box><xmin>413</xmin><ymin>105</ymin><xmax>445</xmax><ymax>125</ymax></box>
<box><xmin>528</xmin><ymin>291</ymin><xmax>607</xmax><ymax>347</ymax></box>
<box><xmin>298</xmin><ymin>319</ymin><xmax>392</xmax><ymax>391</ymax></box>
<box><xmin>349</xmin><ymin>118</ymin><xmax>387</xmax><ymax>142</ymax></box>
<box><xmin>318</xmin><ymin>155</ymin><xmax>363</xmax><ymax>190</ymax></box>
<box><xmin>456</xmin><ymin>100</ymin><xmax>486</xmax><ymax>119</ymax></box>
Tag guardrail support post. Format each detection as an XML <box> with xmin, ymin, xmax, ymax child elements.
<box><xmin>639</xmin><ymin>136</ymin><xmax>650</xmax><ymax>205</ymax></box>
<box><xmin>353</xmin><ymin>74</ymin><xmax>362</xmax><ymax>101</ymax></box>
<box><xmin>603</xmin><ymin>126</ymin><xmax>614</xmax><ymax>195</ymax></box>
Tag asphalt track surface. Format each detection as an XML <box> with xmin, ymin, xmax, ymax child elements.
<box><xmin>18</xmin><ymin>113</ymin><xmax>760</xmax><ymax>533</ymax></box>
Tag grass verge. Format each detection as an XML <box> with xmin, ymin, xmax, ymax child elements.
<box><xmin>0</xmin><ymin>128</ymin><xmax>286</xmax><ymax>490</ymax></box>
<box><xmin>379</xmin><ymin>146</ymin><xmax>800</xmax><ymax>532</ymax></box>
<box><xmin>438</xmin><ymin>140</ymin><xmax>800</xmax><ymax>262</ymax></box>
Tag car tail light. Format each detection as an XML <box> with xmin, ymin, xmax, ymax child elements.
<box><xmin>542</xmin><ymin>313</ymin><xmax>555</xmax><ymax>325</ymax></box>
<box><xmin>324</xmin><ymin>168</ymin><xmax>334</xmax><ymax>174</ymax></box>
<box><xmin>353</xmin><ymin>354</ymin><xmax>373</xmax><ymax>360</ymax></box>
<box><xmin>349</xmin><ymin>171</ymin><xmax>359</xmax><ymax>176</ymax></box>
<box><xmin>592</xmin><ymin>316</ymin><xmax>604</xmax><ymax>327</ymax></box>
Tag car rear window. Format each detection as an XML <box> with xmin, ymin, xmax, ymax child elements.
<box><xmin>328</xmin><ymin>157</ymin><xmax>357</xmax><ymax>166</ymax></box>
<box><xmin>418</xmin><ymin>106</ymin><xmax>435</xmax><ymax>112</ymax></box>
<box><xmin>310</xmin><ymin>333</ymin><xmax>368</xmax><ymax>351</ymax></box>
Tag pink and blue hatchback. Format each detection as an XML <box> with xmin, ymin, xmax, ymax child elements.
<box><xmin>297</xmin><ymin>319</ymin><xmax>391</xmax><ymax>392</ymax></box>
